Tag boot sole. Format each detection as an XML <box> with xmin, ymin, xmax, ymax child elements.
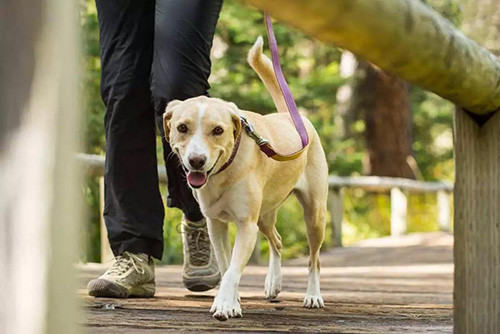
<box><xmin>129</xmin><ymin>283</ymin><xmax>155</xmax><ymax>298</ymax></box>
<box><xmin>87</xmin><ymin>279</ymin><xmax>155</xmax><ymax>298</ymax></box>
<box><xmin>183</xmin><ymin>273</ymin><xmax>221</xmax><ymax>292</ymax></box>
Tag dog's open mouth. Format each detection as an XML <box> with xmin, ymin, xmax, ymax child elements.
<box><xmin>187</xmin><ymin>172</ymin><xmax>207</xmax><ymax>188</ymax></box>
<box><xmin>186</xmin><ymin>154</ymin><xmax>221</xmax><ymax>189</ymax></box>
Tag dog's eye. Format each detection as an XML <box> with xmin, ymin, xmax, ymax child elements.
<box><xmin>212</xmin><ymin>126</ymin><xmax>224</xmax><ymax>135</ymax></box>
<box><xmin>177</xmin><ymin>124</ymin><xmax>188</xmax><ymax>133</ymax></box>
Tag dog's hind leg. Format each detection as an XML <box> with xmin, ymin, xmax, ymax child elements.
<box><xmin>258</xmin><ymin>210</ymin><xmax>282</xmax><ymax>300</ymax></box>
<box><xmin>295</xmin><ymin>182</ymin><xmax>327</xmax><ymax>308</ymax></box>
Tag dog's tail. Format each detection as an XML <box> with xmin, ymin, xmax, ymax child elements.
<box><xmin>248</xmin><ymin>36</ymin><xmax>287</xmax><ymax>113</ymax></box>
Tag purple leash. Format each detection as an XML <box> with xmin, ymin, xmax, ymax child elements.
<box><xmin>261</xmin><ymin>12</ymin><xmax>309</xmax><ymax>160</ymax></box>
<box><xmin>217</xmin><ymin>13</ymin><xmax>310</xmax><ymax>173</ymax></box>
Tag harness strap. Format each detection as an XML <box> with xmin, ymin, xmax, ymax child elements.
<box><xmin>260</xmin><ymin>12</ymin><xmax>309</xmax><ymax>161</ymax></box>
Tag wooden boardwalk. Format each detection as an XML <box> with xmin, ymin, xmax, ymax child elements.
<box><xmin>79</xmin><ymin>232</ymin><xmax>453</xmax><ymax>333</ymax></box>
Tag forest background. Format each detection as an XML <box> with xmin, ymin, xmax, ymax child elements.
<box><xmin>80</xmin><ymin>0</ymin><xmax>460</xmax><ymax>263</ymax></box>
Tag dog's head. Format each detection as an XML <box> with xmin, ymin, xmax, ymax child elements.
<box><xmin>163</xmin><ymin>96</ymin><xmax>242</xmax><ymax>189</ymax></box>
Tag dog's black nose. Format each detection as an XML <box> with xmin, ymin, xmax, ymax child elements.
<box><xmin>189</xmin><ymin>154</ymin><xmax>206</xmax><ymax>169</ymax></box>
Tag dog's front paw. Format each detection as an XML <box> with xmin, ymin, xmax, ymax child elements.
<box><xmin>303</xmin><ymin>294</ymin><xmax>325</xmax><ymax>308</ymax></box>
<box><xmin>210</xmin><ymin>292</ymin><xmax>242</xmax><ymax>321</ymax></box>
<box><xmin>264</xmin><ymin>271</ymin><xmax>282</xmax><ymax>300</ymax></box>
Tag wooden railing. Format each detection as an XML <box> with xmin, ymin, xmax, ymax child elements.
<box><xmin>79</xmin><ymin>154</ymin><xmax>454</xmax><ymax>260</ymax></box>
<box><xmin>328</xmin><ymin>176</ymin><xmax>453</xmax><ymax>247</ymax></box>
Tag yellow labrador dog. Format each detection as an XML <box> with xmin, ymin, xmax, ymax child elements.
<box><xmin>163</xmin><ymin>37</ymin><xmax>328</xmax><ymax>321</ymax></box>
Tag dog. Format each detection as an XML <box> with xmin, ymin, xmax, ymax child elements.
<box><xmin>163</xmin><ymin>37</ymin><xmax>328</xmax><ymax>321</ymax></box>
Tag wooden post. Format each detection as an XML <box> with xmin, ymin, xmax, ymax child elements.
<box><xmin>1</xmin><ymin>0</ymin><xmax>81</xmax><ymax>332</ymax></box>
<box><xmin>437</xmin><ymin>190</ymin><xmax>451</xmax><ymax>232</ymax></box>
<box><xmin>327</xmin><ymin>188</ymin><xmax>344</xmax><ymax>247</ymax></box>
<box><xmin>390</xmin><ymin>187</ymin><xmax>407</xmax><ymax>237</ymax></box>
<box><xmin>100</xmin><ymin>177</ymin><xmax>114</xmax><ymax>263</ymax></box>
<box><xmin>454</xmin><ymin>109</ymin><xmax>500</xmax><ymax>333</ymax></box>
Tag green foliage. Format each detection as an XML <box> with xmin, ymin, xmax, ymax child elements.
<box><xmin>162</xmin><ymin>205</ymin><xmax>185</xmax><ymax>264</ymax></box>
<box><xmin>80</xmin><ymin>177</ymin><xmax>101</xmax><ymax>262</ymax></box>
<box><xmin>341</xmin><ymin>190</ymin><xmax>452</xmax><ymax>245</ymax></box>
<box><xmin>412</xmin><ymin>88</ymin><xmax>455</xmax><ymax>180</ymax></box>
<box><xmin>211</xmin><ymin>0</ymin><xmax>351</xmax><ymax>177</ymax></box>
<box><xmin>80</xmin><ymin>0</ymin><xmax>456</xmax><ymax>263</ymax></box>
<box><xmin>425</xmin><ymin>0</ymin><xmax>463</xmax><ymax>25</ymax></box>
<box><xmin>81</xmin><ymin>0</ymin><xmax>105</xmax><ymax>155</ymax></box>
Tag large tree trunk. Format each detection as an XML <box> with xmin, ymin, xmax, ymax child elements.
<box><xmin>356</xmin><ymin>62</ymin><xmax>414</xmax><ymax>178</ymax></box>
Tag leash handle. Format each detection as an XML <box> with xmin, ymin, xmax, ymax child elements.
<box><xmin>262</xmin><ymin>13</ymin><xmax>309</xmax><ymax>160</ymax></box>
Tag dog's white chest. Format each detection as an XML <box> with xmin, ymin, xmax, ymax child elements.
<box><xmin>196</xmin><ymin>187</ymin><xmax>249</xmax><ymax>223</ymax></box>
<box><xmin>199</xmin><ymin>199</ymin><xmax>240</xmax><ymax>223</ymax></box>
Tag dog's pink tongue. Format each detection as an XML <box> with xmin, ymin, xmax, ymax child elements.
<box><xmin>187</xmin><ymin>172</ymin><xmax>207</xmax><ymax>187</ymax></box>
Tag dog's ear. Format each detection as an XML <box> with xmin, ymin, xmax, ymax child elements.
<box><xmin>227</xmin><ymin>102</ymin><xmax>242</xmax><ymax>139</ymax></box>
<box><xmin>163</xmin><ymin>100</ymin><xmax>182</xmax><ymax>142</ymax></box>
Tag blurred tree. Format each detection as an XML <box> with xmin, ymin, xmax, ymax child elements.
<box><xmin>334</xmin><ymin>51</ymin><xmax>358</xmax><ymax>139</ymax></box>
<box><xmin>343</xmin><ymin>0</ymin><xmax>462</xmax><ymax>180</ymax></box>
<box><xmin>81</xmin><ymin>0</ymin><xmax>105</xmax><ymax>155</ymax></box>
<box><xmin>354</xmin><ymin>62</ymin><xmax>415</xmax><ymax>178</ymax></box>
<box><xmin>460</xmin><ymin>0</ymin><xmax>499</xmax><ymax>56</ymax></box>
<box><xmin>80</xmin><ymin>0</ymin><xmax>461</xmax><ymax>261</ymax></box>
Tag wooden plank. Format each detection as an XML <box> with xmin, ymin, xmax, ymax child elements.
<box><xmin>79</xmin><ymin>233</ymin><xmax>453</xmax><ymax>333</ymax></box>
<box><xmin>454</xmin><ymin>109</ymin><xmax>500</xmax><ymax>334</ymax></box>
<box><xmin>437</xmin><ymin>191</ymin><xmax>451</xmax><ymax>232</ymax></box>
<box><xmin>77</xmin><ymin>153</ymin><xmax>105</xmax><ymax>177</ymax></box>
<box><xmin>78</xmin><ymin>154</ymin><xmax>453</xmax><ymax>192</ymax></box>
<box><xmin>329</xmin><ymin>175</ymin><xmax>453</xmax><ymax>192</ymax></box>
<box><xmin>79</xmin><ymin>153</ymin><xmax>168</xmax><ymax>184</ymax></box>
<box><xmin>82</xmin><ymin>302</ymin><xmax>452</xmax><ymax>334</ymax></box>
<box><xmin>80</xmin><ymin>233</ymin><xmax>453</xmax><ymax>334</ymax></box>
<box><xmin>327</xmin><ymin>188</ymin><xmax>344</xmax><ymax>247</ymax></box>
<box><xmin>390</xmin><ymin>188</ymin><xmax>407</xmax><ymax>237</ymax></box>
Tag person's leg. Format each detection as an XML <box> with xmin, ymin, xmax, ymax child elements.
<box><xmin>151</xmin><ymin>0</ymin><xmax>223</xmax><ymax>291</ymax></box>
<box><xmin>152</xmin><ymin>0</ymin><xmax>222</xmax><ymax>220</ymax></box>
<box><xmin>88</xmin><ymin>0</ymin><xmax>162</xmax><ymax>298</ymax></box>
<box><xmin>96</xmin><ymin>0</ymin><xmax>164</xmax><ymax>260</ymax></box>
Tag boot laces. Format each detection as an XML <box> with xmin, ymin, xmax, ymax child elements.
<box><xmin>107</xmin><ymin>251</ymin><xmax>146</xmax><ymax>275</ymax></box>
<box><xmin>179</xmin><ymin>223</ymin><xmax>211</xmax><ymax>266</ymax></box>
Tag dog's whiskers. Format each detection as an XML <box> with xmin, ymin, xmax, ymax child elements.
<box><xmin>165</xmin><ymin>150</ymin><xmax>177</xmax><ymax>162</ymax></box>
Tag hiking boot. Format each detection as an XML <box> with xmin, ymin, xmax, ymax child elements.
<box><xmin>181</xmin><ymin>216</ymin><xmax>221</xmax><ymax>292</ymax></box>
<box><xmin>87</xmin><ymin>252</ymin><xmax>155</xmax><ymax>298</ymax></box>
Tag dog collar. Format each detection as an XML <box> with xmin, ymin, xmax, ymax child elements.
<box><xmin>214</xmin><ymin>116</ymin><xmax>268</xmax><ymax>175</ymax></box>
<box><xmin>213</xmin><ymin>118</ymin><xmax>244</xmax><ymax>175</ymax></box>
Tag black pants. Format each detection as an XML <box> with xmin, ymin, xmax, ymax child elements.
<box><xmin>95</xmin><ymin>0</ymin><xmax>223</xmax><ymax>259</ymax></box>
